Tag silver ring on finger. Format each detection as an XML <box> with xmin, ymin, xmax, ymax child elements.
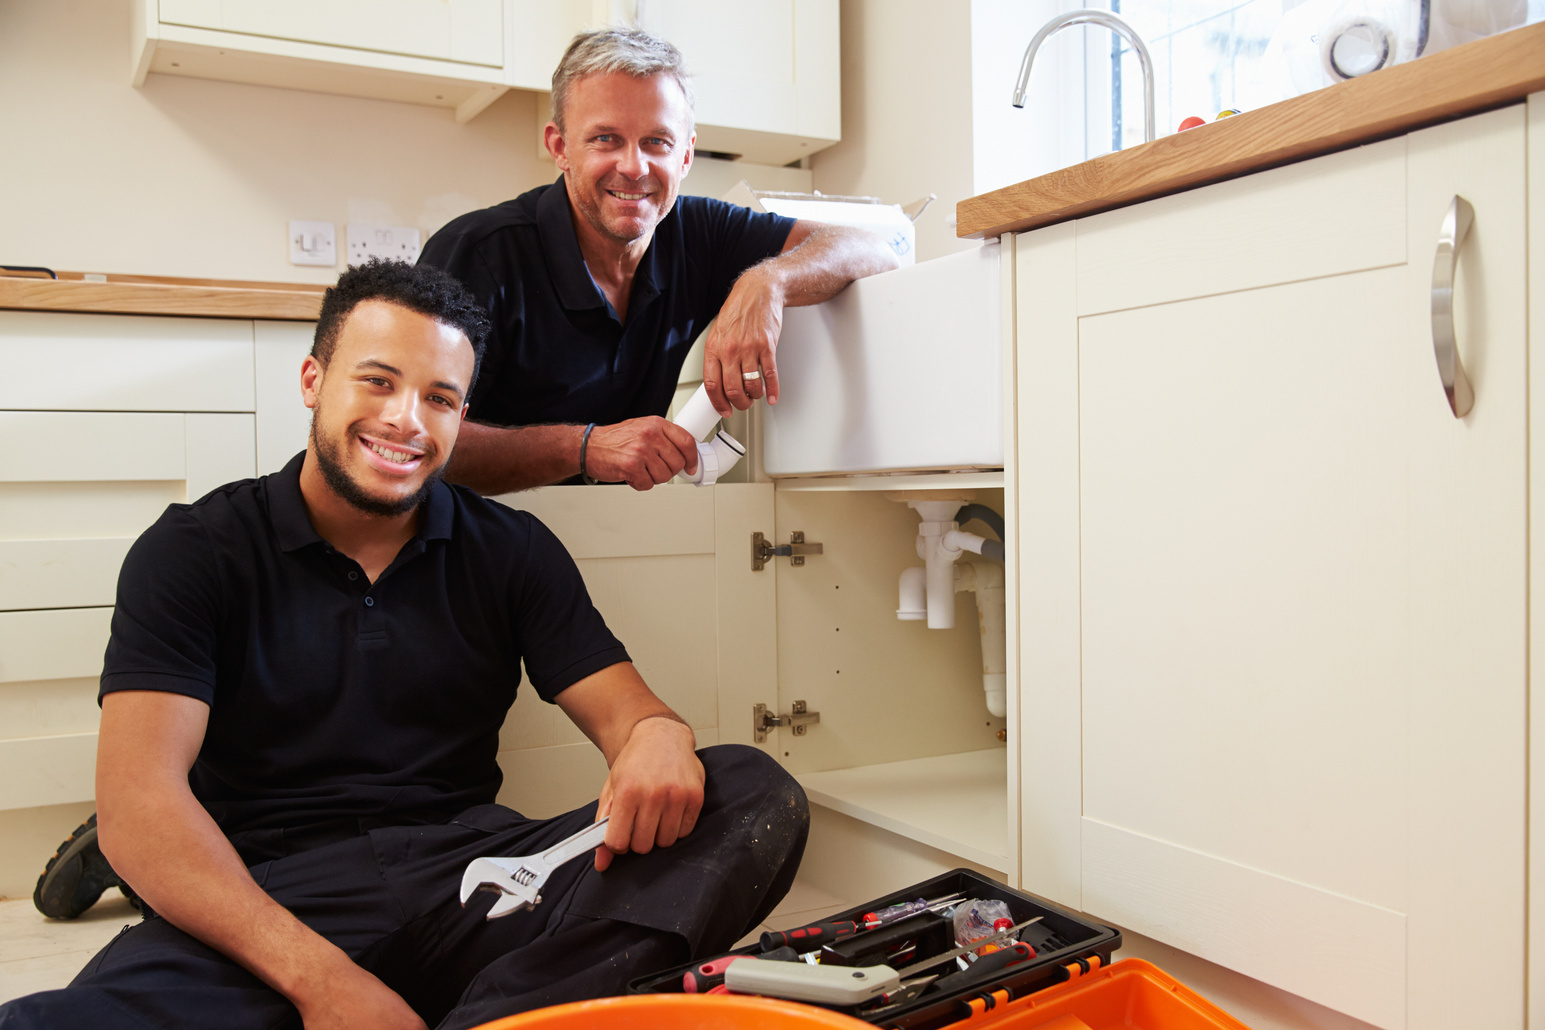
<box><xmin>742</xmin><ymin>370</ymin><xmax>762</xmax><ymax>381</ymax></box>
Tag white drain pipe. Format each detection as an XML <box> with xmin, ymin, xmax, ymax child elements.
<box><xmin>672</xmin><ymin>384</ymin><xmax>746</xmax><ymax>487</ymax></box>
<box><xmin>956</xmin><ymin>561</ymin><xmax>1007</xmax><ymax>718</ymax></box>
<box><xmin>895</xmin><ymin>498</ymin><xmax>1008</xmax><ymax>718</ymax></box>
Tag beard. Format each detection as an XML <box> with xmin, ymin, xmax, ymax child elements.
<box><xmin>310</xmin><ymin>409</ymin><xmax>444</xmax><ymax>518</ymax></box>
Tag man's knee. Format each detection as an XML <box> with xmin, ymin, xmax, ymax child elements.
<box><xmin>698</xmin><ymin>744</ymin><xmax>808</xmax><ymax>856</ymax></box>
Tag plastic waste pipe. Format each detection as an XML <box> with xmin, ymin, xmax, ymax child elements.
<box><xmin>897</xmin><ymin>566</ymin><xmax>927</xmax><ymax>621</ymax></box>
<box><xmin>956</xmin><ymin>562</ymin><xmax>1008</xmax><ymax>719</ymax></box>
<box><xmin>895</xmin><ymin>499</ymin><xmax>1009</xmax><ymax>717</ymax></box>
<box><xmin>672</xmin><ymin>384</ymin><xmax>745</xmax><ymax>487</ymax></box>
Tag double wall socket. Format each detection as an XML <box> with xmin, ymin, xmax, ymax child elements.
<box><xmin>348</xmin><ymin>224</ymin><xmax>421</xmax><ymax>265</ymax></box>
<box><xmin>289</xmin><ymin>221</ymin><xmax>336</xmax><ymax>267</ymax></box>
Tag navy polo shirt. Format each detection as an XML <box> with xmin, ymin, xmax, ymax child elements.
<box><xmin>418</xmin><ymin>178</ymin><xmax>796</xmax><ymax>427</ymax></box>
<box><xmin>100</xmin><ymin>453</ymin><xmax>629</xmax><ymax>853</ymax></box>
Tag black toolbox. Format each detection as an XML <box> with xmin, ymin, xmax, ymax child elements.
<box><xmin>629</xmin><ymin>868</ymin><xmax>1122</xmax><ymax>1030</ymax></box>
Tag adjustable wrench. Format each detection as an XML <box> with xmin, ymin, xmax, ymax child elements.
<box><xmin>459</xmin><ymin>816</ymin><xmax>610</xmax><ymax>920</ymax></box>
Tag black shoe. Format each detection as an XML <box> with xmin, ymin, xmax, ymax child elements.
<box><xmin>34</xmin><ymin>813</ymin><xmax>136</xmax><ymax>919</ymax></box>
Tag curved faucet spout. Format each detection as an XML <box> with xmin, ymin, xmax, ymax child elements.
<box><xmin>1013</xmin><ymin>8</ymin><xmax>1156</xmax><ymax>145</ymax></box>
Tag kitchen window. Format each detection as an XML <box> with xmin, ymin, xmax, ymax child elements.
<box><xmin>1095</xmin><ymin>0</ymin><xmax>1542</xmax><ymax>156</ymax></box>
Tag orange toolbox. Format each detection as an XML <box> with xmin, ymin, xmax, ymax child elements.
<box><xmin>630</xmin><ymin>868</ymin><xmax>1250</xmax><ymax>1029</ymax></box>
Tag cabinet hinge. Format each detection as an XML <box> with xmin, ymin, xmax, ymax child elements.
<box><xmin>752</xmin><ymin>530</ymin><xmax>823</xmax><ymax>571</ymax></box>
<box><xmin>754</xmin><ymin>700</ymin><xmax>820</xmax><ymax>743</ymax></box>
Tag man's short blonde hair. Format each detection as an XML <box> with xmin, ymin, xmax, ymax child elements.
<box><xmin>550</xmin><ymin>28</ymin><xmax>694</xmax><ymax>134</ymax></box>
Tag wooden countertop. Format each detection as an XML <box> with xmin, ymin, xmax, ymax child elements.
<box><xmin>957</xmin><ymin>21</ymin><xmax>1545</xmax><ymax>239</ymax></box>
<box><xmin>0</xmin><ymin>272</ymin><xmax>326</xmax><ymax>320</ymax></box>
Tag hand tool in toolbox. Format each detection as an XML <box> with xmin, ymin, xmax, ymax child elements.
<box><xmin>459</xmin><ymin>816</ymin><xmax>609</xmax><ymax>920</ymax></box>
<box><xmin>759</xmin><ymin>893</ymin><xmax>964</xmax><ymax>951</ymax></box>
<box><xmin>860</xmin><ymin>892</ymin><xmax>965</xmax><ymax>926</ymax></box>
<box><xmin>723</xmin><ymin>916</ymin><xmax>1042</xmax><ymax>1006</ymax></box>
<box><xmin>682</xmin><ymin>946</ymin><xmax>798</xmax><ymax>993</ymax></box>
<box><xmin>818</xmin><ymin>911</ymin><xmax>952</xmax><ymax>968</ymax></box>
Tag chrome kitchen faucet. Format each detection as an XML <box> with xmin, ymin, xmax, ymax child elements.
<box><xmin>1013</xmin><ymin>9</ymin><xmax>1156</xmax><ymax>146</ymax></box>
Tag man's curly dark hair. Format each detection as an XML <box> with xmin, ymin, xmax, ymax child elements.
<box><xmin>312</xmin><ymin>258</ymin><xmax>492</xmax><ymax>391</ymax></box>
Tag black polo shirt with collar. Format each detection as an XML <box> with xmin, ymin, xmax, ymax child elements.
<box><xmin>417</xmin><ymin>178</ymin><xmax>796</xmax><ymax>427</ymax></box>
<box><xmin>99</xmin><ymin>452</ymin><xmax>630</xmax><ymax>852</ymax></box>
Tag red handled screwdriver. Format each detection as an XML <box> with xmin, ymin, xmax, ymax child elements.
<box><xmin>760</xmin><ymin>920</ymin><xmax>867</xmax><ymax>951</ymax></box>
<box><xmin>684</xmin><ymin>946</ymin><xmax>798</xmax><ymax>992</ymax></box>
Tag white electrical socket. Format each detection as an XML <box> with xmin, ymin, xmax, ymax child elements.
<box><xmin>289</xmin><ymin>221</ymin><xmax>337</xmax><ymax>267</ymax></box>
<box><xmin>347</xmin><ymin>224</ymin><xmax>422</xmax><ymax>266</ymax></box>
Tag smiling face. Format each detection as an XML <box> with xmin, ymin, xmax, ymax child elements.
<box><xmin>546</xmin><ymin>70</ymin><xmax>695</xmax><ymax>250</ymax></box>
<box><xmin>301</xmin><ymin>299</ymin><xmax>473</xmax><ymax>518</ymax></box>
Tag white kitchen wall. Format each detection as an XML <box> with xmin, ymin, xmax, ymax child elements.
<box><xmin>0</xmin><ymin>0</ymin><xmax>810</xmax><ymax>284</ymax></box>
<box><xmin>807</xmin><ymin>0</ymin><xmax>979</xmax><ymax>263</ymax></box>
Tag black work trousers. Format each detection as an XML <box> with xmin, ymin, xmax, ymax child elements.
<box><xmin>0</xmin><ymin>745</ymin><xmax>807</xmax><ymax>1030</ymax></box>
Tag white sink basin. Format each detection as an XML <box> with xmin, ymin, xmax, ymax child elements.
<box><xmin>763</xmin><ymin>242</ymin><xmax>1002</xmax><ymax>477</ymax></box>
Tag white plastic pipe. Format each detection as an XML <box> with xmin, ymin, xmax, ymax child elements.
<box><xmin>896</xmin><ymin>497</ymin><xmax>1007</xmax><ymax>718</ymax></box>
<box><xmin>908</xmin><ymin>499</ymin><xmax>967</xmax><ymax>629</ymax></box>
<box><xmin>956</xmin><ymin>562</ymin><xmax>1008</xmax><ymax>718</ymax></box>
<box><xmin>671</xmin><ymin>384</ymin><xmax>745</xmax><ymax>487</ymax></box>
<box><xmin>897</xmin><ymin>566</ymin><xmax>927</xmax><ymax>620</ymax></box>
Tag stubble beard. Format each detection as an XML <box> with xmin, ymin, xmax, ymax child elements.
<box><xmin>310</xmin><ymin>407</ymin><xmax>444</xmax><ymax>519</ymax></box>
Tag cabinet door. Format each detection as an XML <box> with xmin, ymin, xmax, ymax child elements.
<box><xmin>255</xmin><ymin>321</ymin><xmax>316</xmax><ymax>475</ymax></box>
<box><xmin>486</xmin><ymin>484</ymin><xmax>777</xmax><ymax>817</ymax></box>
<box><xmin>158</xmin><ymin>0</ymin><xmax>504</xmax><ymax>67</ymax></box>
<box><xmin>637</xmin><ymin>0</ymin><xmax>839</xmax><ymax>164</ymax></box>
<box><xmin>1016</xmin><ymin>107</ymin><xmax>1526</xmax><ymax>1030</ymax></box>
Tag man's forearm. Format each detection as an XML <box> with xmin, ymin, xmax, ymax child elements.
<box><xmin>446</xmin><ymin>421</ymin><xmax>585</xmax><ymax>495</ymax></box>
<box><xmin>98</xmin><ymin>773</ymin><xmax>361</xmax><ymax>1014</ymax></box>
<box><xmin>752</xmin><ymin>224</ymin><xmax>901</xmax><ymax>308</ymax></box>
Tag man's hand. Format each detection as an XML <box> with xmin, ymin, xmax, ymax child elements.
<box><xmin>701</xmin><ymin>221</ymin><xmax>901</xmax><ymax>418</ymax></box>
<box><xmin>703</xmin><ymin>265</ymin><xmax>785</xmax><ymax>417</ymax></box>
<box><xmin>593</xmin><ymin>716</ymin><xmax>704</xmax><ymax>872</ymax></box>
<box><xmin>585</xmin><ymin>417</ymin><xmax>700</xmax><ymax>490</ymax></box>
<box><xmin>553</xmin><ymin>663</ymin><xmax>704</xmax><ymax>872</ymax></box>
<box><xmin>294</xmin><ymin>960</ymin><xmax>427</xmax><ymax>1030</ymax></box>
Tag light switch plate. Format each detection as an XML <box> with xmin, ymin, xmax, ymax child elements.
<box><xmin>347</xmin><ymin>224</ymin><xmax>422</xmax><ymax>266</ymax></box>
<box><xmin>289</xmin><ymin>221</ymin><xmax>336</xmax><ymax>267</ymax></box>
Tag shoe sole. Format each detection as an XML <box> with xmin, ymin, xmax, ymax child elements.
<box><xmin>34</xmin><ymin>814</ymin><xmax>121</xmax><ymax>920</ymax></box>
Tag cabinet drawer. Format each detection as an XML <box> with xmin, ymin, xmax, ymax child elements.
<box><xmin>0</xmin><ymin>311</ymin><xmax>254</xmax><ymax>412</ymax></box>
<box><xmin>0</xmin><ymin>412</ymin><xmax>186</xmax><ymax>482</ymax></box>
<box><xmin>0</xmin><ymin>734</ymin><xmax>97</xmax><ymax>812</ymax></box>
<box><xmin>0</xmin><ymin>411</ymin><xmax>255</xmax><ymax>495</ymax></box>
<box><xmin>0</xmin><ymin>608</ymin><xmax>113</xmax><ymax>684</ymax></box>
<box><xmin>1075</xmin><ymin>137</ymin><xmax>1407</xmax><ymax>316</ymax></box>
<box><xmin>0</xmin><ymin>538</ymin><xmax>133</xmax><ymax>611</ymax></box>
<box><xmin>159</xmin><ymin>0</ymin><xmax>503</xmax><ymax>67</ymax></box>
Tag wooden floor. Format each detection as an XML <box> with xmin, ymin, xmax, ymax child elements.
<box><xmin>0</xmin><ymin>893</ymin><xmax>138</xmax><ymax>1005</ymax></box>
<box><xmin>0</xmin><ymin>879</ymin><xmax>853</xmax><ymax>1006</ymax></box>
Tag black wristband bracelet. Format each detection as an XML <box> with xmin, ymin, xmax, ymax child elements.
<box><xmin>579</xmin><ymin>423</ymin><xmax>600</xmax><ymax>485</ymax></box>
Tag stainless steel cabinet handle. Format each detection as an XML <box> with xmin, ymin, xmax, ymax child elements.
<box><xmin>1431</xmin><ymin>195</ymin><xmax>1475</xmax><ymax>418</ymax></box>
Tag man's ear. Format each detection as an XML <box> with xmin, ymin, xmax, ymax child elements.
<box><xmin>544</xmin><ymin>122</ymin><xmax>568</xmax><ymax>170</ymax></box>
<box><xmin>680</xmin><ymin>132</ymin><xmax>696</xmax><ymax>178</ymax></box>
<box><xmin>300</xmin><ymin>354</ymin><xmax>324</xmax><ymax>411</ymax></box>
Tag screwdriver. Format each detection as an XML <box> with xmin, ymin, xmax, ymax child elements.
<box><xmin>761</xmin><ymin>894</ymin><xmax>965</xmax><ymax>952</ymax></box>
<box><xmin>760</xmin><ymin>919</ymin><xmax>868</xmax><ymax>951</ymax></box>
<box><xmin>930</xmin><ymin>940</ymin><xmax>1036</xmax><ymax>994</ymax></box>
<box><xmin>860</xmin><ymin>892</ymin><xmax>965</xmax><ymax>926</ymax></box>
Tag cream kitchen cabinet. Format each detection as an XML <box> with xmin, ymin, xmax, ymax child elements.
<box><xmin>1011</xmin><ymin>103</ymin><xmax>1530</xmax><ymax>1029</ymax></box>
<box><xmin>634</xmin><ymin>0</ymin><xmax>840</xmax><ymax>165</ymax></box>
<box><xmin>132</xmin><ymin>0</ymin><xmax>573</xmax><ymax>123</ymax></box>
<box><xmin>0</xmin><ymin>310</ymin><xmax>267</xmax><ymax>898</ymax></box>
<box><xmin>131</xmin><ymin>0</ymin><xmax>843</xmax><ymax>159</ymax></box>
<box><xmin>498</xmin><ymin>477</ymin><xmax>1014</xmax><ymax>901</ymax></box>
